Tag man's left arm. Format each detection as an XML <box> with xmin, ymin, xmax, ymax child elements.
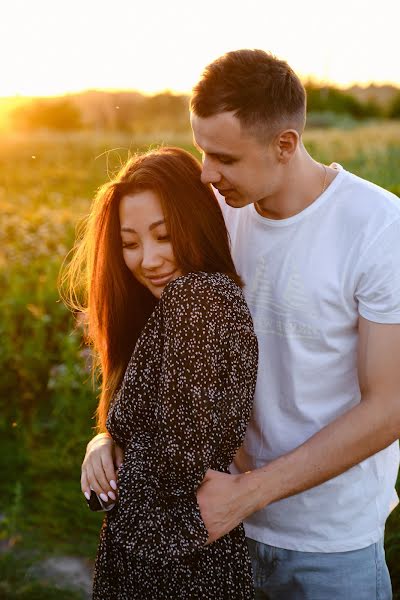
<box><xmin>198</xmin><ymin>317</ymin><xmax>400</xmax><ymax>543</ymax></box>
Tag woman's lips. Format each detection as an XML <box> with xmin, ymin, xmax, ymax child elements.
<box><xmin>146</xmin><ymin>271</ymin><xmax>177</xmax><ymax>287</ymax></box>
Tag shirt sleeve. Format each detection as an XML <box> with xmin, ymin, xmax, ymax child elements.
<box><xmin>111</xmin><ymin>274</ymin><xmax>258</xmax><ymax>566</ymax></box>
<box><xmin>355</xmin><ymin>218</ymin><xmax>400</xmax><ymax>324</ymax></box>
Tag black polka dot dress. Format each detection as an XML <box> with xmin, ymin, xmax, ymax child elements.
<box><xmin>92</xmin><ymin>272</ymin><xmax>258</xmax><ymax>599</ymax></box>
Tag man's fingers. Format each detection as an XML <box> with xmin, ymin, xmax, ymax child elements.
<box><xmin>196</xmin><ymin>471</ymin><xmax>245</xmax><ymax>544</ymax></box>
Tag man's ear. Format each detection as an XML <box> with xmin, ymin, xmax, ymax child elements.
<box><xmin>275</xmin><ymin>129</ymin><xmax>299</xmax><ymax>163</ymax></box>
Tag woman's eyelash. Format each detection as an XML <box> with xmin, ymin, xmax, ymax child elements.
<box><xmin>122</xmin><ymin>235</ymin><xmax>170</xmax><ymax>248</ymax></box>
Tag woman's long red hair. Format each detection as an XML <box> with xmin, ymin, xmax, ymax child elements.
<box><xmin>61</xmin><ymin>147</ymin><xmax>241</xmax><ymax>432</ymax></box>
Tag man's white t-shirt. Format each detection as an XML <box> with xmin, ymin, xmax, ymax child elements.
<box><xmin>218</xmin><ymin>168</ymin><xmax>400</xmax><ymax>552</ymax></box>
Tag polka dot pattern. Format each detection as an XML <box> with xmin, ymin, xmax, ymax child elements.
<box><xmin>92</xmin><ymin>272</ymin><xmax>258</xmax><ymax>599</ymax></box>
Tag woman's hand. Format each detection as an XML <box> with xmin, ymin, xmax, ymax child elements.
<box><xmin>81</xmin><ymin>432</ymin><xmax>124</xmax><ymax>505</ymax></box>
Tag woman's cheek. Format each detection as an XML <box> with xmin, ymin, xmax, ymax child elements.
<box><xmin>123</xmin><ymin>250</ymin><xmax>139</xmax><ymax>277</ymax></box>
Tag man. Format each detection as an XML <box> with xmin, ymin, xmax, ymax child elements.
<box><xmin>82</xmin><ymin>50</ymin><xmax>400</xmax><ymax>598</ymax></box>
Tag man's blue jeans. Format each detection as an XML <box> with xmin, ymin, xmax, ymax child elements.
<box><xmin>247</xmin><ymin>537</ymin><xmax>392</xmax><ymax>599</ymax></box>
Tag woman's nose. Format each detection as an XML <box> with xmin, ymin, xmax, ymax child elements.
<box><xmin>141</xmin><ymin>243</ymin><xmax>163</xmax><ymax>270</ymax></box>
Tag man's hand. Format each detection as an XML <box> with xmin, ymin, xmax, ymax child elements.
<box><xmin>196</xmin><ymin>469</ymin><xmax>261</xmax><ymax>544</ymax></box>
<box><xmin>196</xmin><ymin>320</ymin><xmax>400</xmax><ymax>544</ymax></box>
<box><xmin>81</xmin><ymin>432</ymin><xmax>124</xmax><ymax>505</ymax></box>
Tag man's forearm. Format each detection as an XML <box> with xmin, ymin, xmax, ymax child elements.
<box><xmin>246</xmin><ymin>394</ymin><xmax>400</xmax><ymax>512</ymax></box>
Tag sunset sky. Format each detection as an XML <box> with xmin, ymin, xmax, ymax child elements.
<box><xmin>1</xmin><ymin>0</ymin><xmax>399</xmax><ymax>97</ymax></box>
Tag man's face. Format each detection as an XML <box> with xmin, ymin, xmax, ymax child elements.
<box><xmin>190</xmin><ymin>111</ymin><xmax>282</xmax><ymax>208</ymax></box>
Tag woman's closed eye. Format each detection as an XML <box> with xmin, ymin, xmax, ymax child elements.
<box><xmin>122</xmin><ymin>234</ymin><xmax>169</xmax><ymax>248</ymax></box>
<box><xmin>122</xmin><ymin>241</ymin><xmax>138</xmax><ymax>249</ymax></box>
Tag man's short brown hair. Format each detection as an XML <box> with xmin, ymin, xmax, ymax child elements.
<box><xmin>190</xmin><ymin>49</ymin><xmax>306</xmax><ymax>140</ymax></box>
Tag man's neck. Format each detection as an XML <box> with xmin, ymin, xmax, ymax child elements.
<box><xmin>255</xmin><ymin>156</ymin><xmax>338</xmax><ymax>220</ymax></box>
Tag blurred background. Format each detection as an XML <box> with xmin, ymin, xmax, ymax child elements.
<box><xmin>1</xmin><ymin>0</ymin><xmax>399</xmax><ymax>597</ymax></box>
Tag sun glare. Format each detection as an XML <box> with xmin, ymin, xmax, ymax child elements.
<box><xmin>0</xmin><ymin>0</ymin><xmax>399</xmax><ymax>98</ymax></box>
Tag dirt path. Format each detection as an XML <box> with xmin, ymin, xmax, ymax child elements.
<box><xmin>28</xmin><ymin>555</ymin><xmax>94</xmax><ymax>598</ymax></box>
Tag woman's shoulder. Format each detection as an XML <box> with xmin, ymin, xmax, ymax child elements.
<box><xmin>160</xmin><ymin>271</ymin><xmax>253</xmax><ymax>330</ymax></box>
<box><xmin>161</xmin><ymin>271</ymin><xmax>243</xmax><ymax>307</ymax></box>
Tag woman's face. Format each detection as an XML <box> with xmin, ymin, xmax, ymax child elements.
<box><xmin>119</xmin><ymin>189</ymin><xmax>183</xmax><ymax>299</ymax></box>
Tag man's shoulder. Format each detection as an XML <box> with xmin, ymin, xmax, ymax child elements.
<box><xmin>339</xmin><ymin>169</ymin><xmax>400</xmax><ymax>215</ymax></box>
<box><xmin>333</xmin><ymin>169</ymin><xmax>400</xmax><ymax>231</ymax></box>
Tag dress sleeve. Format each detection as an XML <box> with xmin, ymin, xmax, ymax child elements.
<box><xmin>158</xmin><ymin>276</ymin><xmax>233</xmax><ymax>491</ymax></box>
<box><xmin>111</xmin><ymin>274</ymin><xmax>258</xmax><ymax>565</ymax></box>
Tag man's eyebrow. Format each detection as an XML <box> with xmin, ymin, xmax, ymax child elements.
<box><xmin>121</xmin><ymin>219</ymin><xmax>165</xmax><ymax>234</ymax></box>
<box><xmin>195</xmin><ymin>145</ymin><xmax>237</xmax><ymax>162</ymax></box>
<box><xmin>193</xmin><ymin>137</ymin><xmax>236</xmax><ymax>158</ymax></box>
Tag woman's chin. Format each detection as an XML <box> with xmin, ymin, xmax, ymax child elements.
<box><xmin>149</xmin><ymin>285</ymin><xmax>164</xmax><ymax>299</ymax></box>
<box><xmin>137</xmin><ymin>270</ymin><xmax>183</xmax><ymax>299</ymax></box>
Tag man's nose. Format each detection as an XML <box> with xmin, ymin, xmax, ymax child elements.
<box><xmin>201</xmin><ymin>156</ymin><xmax>221</xmax><ymax>185</ymax></box>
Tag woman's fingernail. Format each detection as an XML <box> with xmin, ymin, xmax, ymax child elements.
<box><xmin>110</xmin><ymin>480</ymin><xmax>117</xmax><ymax>490</ymax></box>
<box><xmin>100</xmin><ymin>493</ymin><xmax>108</xmax><ymax>503</ymax></box>
<box><xmin>84</xmin><ymin>491</ymin><xmax>91</xmax><ymax>500</ymax></box>
<box><xmin>108</xmin><ymin>491</ymin><xmax>116</xmax><ymax>501</ymax></box>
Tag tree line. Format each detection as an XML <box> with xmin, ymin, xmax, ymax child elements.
<box><xmin>7</xmin><ymin>84</ymin><xmax>400</xmax><ymax>133</ymax></box>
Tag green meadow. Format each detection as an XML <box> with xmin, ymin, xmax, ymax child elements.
<box><xmin>1</xmin><ymin>124</ymin><xmax>399</xmax><ymax>597</ymax></box>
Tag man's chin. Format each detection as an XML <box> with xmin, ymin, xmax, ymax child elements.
<box><xmin>224</xmin><ymin>196</ymin><xmax>250</xmax><ymax>209</ymax></box>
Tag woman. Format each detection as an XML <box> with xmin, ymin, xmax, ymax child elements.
<box><xmin>63</xmin><ymin>147</ymin><xmax>258</xmax><ymax>599</ymax></box>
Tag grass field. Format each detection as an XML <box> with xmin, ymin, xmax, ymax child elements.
<box><xmin>1</xmin><ymin>123</ymin><xmax>399</xmax><ymax>597</ymax></box>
